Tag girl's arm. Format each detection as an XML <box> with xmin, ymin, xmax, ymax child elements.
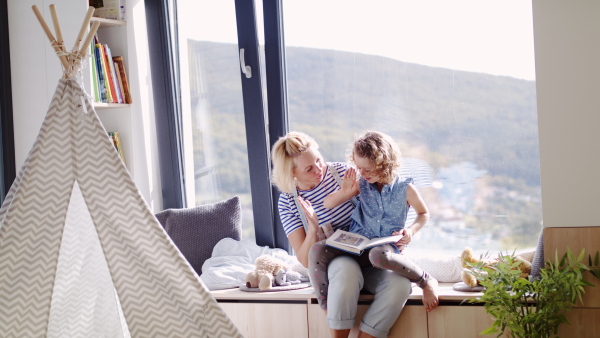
<box><xmin>397</xmin><ymin>183</ymin><xmax>430</xmax><ymax>246</ymax></box>
<box><xmin>287</xmin><ymin>197</ymin><xmax>320</xmax><ymax>267</ymax></box>
<box><xmin>323</xmin><ymin>167</ymin><xmax>359</xmax><ymax>209</ymax></box>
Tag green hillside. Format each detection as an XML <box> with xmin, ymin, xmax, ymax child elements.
<box><xmin>189</xmin><ymin>40</ymin><xmax>540</xmax><ymax>187</ymax></box>
<box><xmin>188</xmin><ymin>40</ymin><xmax>542</xmax><ymax>248</ymax></box>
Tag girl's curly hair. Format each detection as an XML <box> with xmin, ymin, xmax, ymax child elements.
<box><xmin>349</xmin><ymin>131</ymin><xmax>401</xmax><ymax>184</ymax></box>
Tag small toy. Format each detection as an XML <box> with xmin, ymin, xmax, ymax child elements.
<box><xmin>274</xmin><ymin>268</ymin><xmax>309</xmax><ymax>286</ymax></box>
<box><xmin>460</xmin><ymin>247</ymin><xmax>532</xmax><ymax>287</ymax></box>
<box><xmin>245</xmin><ymin>255</ymin><xmax>289</xmax><ymax>291</ymax></box>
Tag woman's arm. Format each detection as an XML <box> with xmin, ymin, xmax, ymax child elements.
<box><xmin>323</xmin><ymin>167</ymin><xmax>359</xmax><ymax>209</ymax></box>
<box><xmin>288</xmin><ymin>197</ymin><xmax>321</xmax><ymax>267</ymax></box>
<box><xmin>397</xmin><ymin>183</ymin><xmax>430</xmax><ymax>247</ymax></box>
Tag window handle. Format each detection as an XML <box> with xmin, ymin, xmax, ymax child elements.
<box><xmin>239</xmin><ymin>48</ymin><xmax>252</xmax><ymax>79</ymax></box>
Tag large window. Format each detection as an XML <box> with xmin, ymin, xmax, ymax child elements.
<box><xmin>155</xmin><ymin>0</ymin><xmax>542</xmax><ymax>255</ymax></box>
<box><xmin>282</xmin><ymin>0</ymin><xmax>541</xmax><ymax>255</ymax></box>
<box><xmin>175</xmin><ymin>0</ymin><xmax>265</xmax><ymax>240</ymax></box>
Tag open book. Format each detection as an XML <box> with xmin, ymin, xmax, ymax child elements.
<box><xmin>326</xmin><ymin>229</ymin><xmax>402</xmax><ymax>255</ymax></box>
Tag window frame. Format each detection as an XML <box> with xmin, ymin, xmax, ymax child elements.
<box><xmin>145</xmin><ymin>0</ymin><xmax>186</xmax><ymax>210</ymax></box>
<box><xmin>0</xmin><ymin>0</ymin><xmax>16</xmax><ymax>204</ymax></box>
<box><xmin>147</xmin><ymin>0</ymin><xmax>289</xmax><ymax>248</ymax></box>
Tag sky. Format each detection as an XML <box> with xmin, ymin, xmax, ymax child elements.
<box><xmin>180</xmin><ymin>0</ymin><xmax>536</xmax><ymax>81</ymax></box>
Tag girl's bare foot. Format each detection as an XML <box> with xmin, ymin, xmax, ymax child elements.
<box><xmin>422</xmin><ymin>278</ymin><xmax>439</xmax><ymax>312</ymax></box>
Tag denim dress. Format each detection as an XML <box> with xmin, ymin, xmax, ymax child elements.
<box><xmin>349</xmin><ymin>175</ymin><xmax>412</xmax><ymax>240</ymax></box>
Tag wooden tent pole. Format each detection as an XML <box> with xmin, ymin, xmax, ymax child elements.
<box><xmin>79</xmin><ymin>21</ymin><xmax>101</xmax><ymax>58</ymax></box>
<box><xmin>73</xmin><ymin>7</ymin><xmax>96</xmax><ymax>53</ymax></box>
<box><xmin>49</xmin><ymin>5</ymin><xmax>65</xmax><ymax>53</ymax></box>
<box><xmin>32</xmin><ymin>5</ymin><xmax>70</xmax><ymax>75</ymax></box>
<box><xmin>32</xmin><ymin>5</ymin><xmax>57</xmax><ymax>46</ymax></box>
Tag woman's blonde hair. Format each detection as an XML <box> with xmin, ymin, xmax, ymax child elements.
<box><xmin>271</xmin><ymin>131</ymin><xmax>321</xmax><ymax>194</ymax></box>
<box><xmin>349</xmin><ymin>131</ymin><xmax>401</xmax><ymax>184</ymax></box>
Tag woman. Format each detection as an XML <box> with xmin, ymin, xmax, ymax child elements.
<box><xmin>271</xmin><ymin>131</ymin><xmax>412</xmax><ymax>338</ymax></box>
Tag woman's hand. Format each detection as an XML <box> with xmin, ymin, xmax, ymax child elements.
<box><xmin>298</xmin><ymin>197</ymin><xmax>319</xmax><ymax>233</ymax></box>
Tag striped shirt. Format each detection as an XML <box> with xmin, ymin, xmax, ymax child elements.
<box><xmin>278</xmin><ymin>162</ymin><xmax>356</xmax><ymax>236</ymax></box>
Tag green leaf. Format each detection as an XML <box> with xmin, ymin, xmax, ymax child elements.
<box><xmin>577</xmin><ymin>247</ymin><xmax>585</xmax><ymax>262</ymax></box>
<box><xmin>480</xmin><ymin>326</ymin><xmax>499</xmax><ymax>335</ymax></box>
<box><xmin>476</xmin><ymin>248</ymin><xmax>595</xmax><ymax>337</ymax></box>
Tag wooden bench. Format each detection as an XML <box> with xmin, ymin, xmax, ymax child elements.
<box><xmin>211</xmin><ymin>282</ymin><xmax>493</xmax><ymax>337</ymax></box>
<box><xmin>212</xmin><ymin>279</ymin><xmax>600</xmax><ymax>337</ymax></box>
<box><xmin>212</xmin><ymin>227</ymin><xmax>600</xmax><ymax>337</ymax></box>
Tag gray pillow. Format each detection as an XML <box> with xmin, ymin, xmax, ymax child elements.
<box><xmin>155</xmin><ymin>196</ymin><xmax>242</xmax><ymax>276</ymax></box>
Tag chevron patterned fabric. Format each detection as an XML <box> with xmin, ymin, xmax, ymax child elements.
<box><xmin>0</xmin><ymin>79</ymin><xmax>241</xmax><ymax>337</ymax></box>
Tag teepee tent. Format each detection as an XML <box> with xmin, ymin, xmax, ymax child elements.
<box><xmin>0</xmin><ymin>5</ymin><xmax>241</xmax><ymax>337</ymax></box>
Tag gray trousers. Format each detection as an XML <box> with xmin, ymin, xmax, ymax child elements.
<box><xmin>309</xmin><ymin>240</ymin><xmax>430</xmax><ymax>317</ymax></box>
<box><xmin>317</xmin><ymin>254</ymin><xmax>413</xmax><ymax>337</ymax></box>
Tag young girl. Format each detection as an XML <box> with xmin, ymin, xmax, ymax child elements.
<box><xmin>309</xmin><ymin>130</ymin><xmax>439</xmax><ymax>312</ymax></box>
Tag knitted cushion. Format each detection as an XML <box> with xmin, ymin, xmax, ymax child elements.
<box><xmin>530</xmin><ymin>230</ymin><xmax>544</xmax><ymax>280</ymax></box>
<box><xmin>155</xmin><ymin>196</ymin><xmax>242</xmax><ymax>276</ymax></box>
<box><xmin>405</xmin><ymin>252</ymin><xmax>463</xmax><ymax>283</ymax></box>
<box><xmin>452</xmin><ymin>282</ymin><xmax>485</xmax><ymax>292</ymax></box>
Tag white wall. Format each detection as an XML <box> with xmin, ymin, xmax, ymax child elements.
<box><xmin>533</xmin><ymin>0</ymin><xmax>600</xmax><ymax>228</ymax></box>
<box><xmin>7</xmin><ymin>0</ymin><xmax>163</xmax><ymax>211</ymax></box>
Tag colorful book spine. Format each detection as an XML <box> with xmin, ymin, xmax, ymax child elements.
<box><xmin>113</xmin><ymin>61</ymin><xmax>126</xmax><ymax>104</ymax></box>
<box><xmin>90</xmin><ymin>42</ymin><xmax>99</xmax><ymax>102</ymax></box>
<box><xmin>93</xmin><ymin>38</ymin><xmax>107</xmax><ymax>103</ymax></box>
<box><xmin>103</xmin><ymin>45</ymin><xmax>123</xmax><ymax>103</ymax></box>
<box><xmin>107</xmin><ymin>131</ymin><xmax>126</xmax><ymax>164</ymax></box>
<box><xmin>112</xmin><ymin>56</ymin><xmax>132</xmax><ymax>103</ymax></box>
<box><xmin>99</xmin><ymin>43</ymin><xmax>115</xmax><ymax>103</ymax></box>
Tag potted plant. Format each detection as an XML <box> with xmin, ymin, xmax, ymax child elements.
<box><xmin>468</xmin><ymin>248</ymin><xmax>595</xmax><ymax>338</ymax></box>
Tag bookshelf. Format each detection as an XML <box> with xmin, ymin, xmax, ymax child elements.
<box><xmin>9</xmin><ymin>0</ymin><xmax>160</xmax><ymax>209</ymax></box>
<box><xmin>90</xmin><ymin>17</ymin><xmax>125</xmax><ymax>28</ymax></box>
<box><xmin>85</xmin><ymin>15</ymin><xmax>134</xmax><ymax>178</ymax></box>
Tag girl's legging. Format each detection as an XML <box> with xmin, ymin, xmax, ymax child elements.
<box><xmin>308</xmin><ymin>240</ymin><xmax>432</xmax><ymax>310</ymax></box>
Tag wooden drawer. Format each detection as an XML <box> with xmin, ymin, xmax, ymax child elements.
<box><xmin>558</xmin><ymin>308</ymin><xmax>600</xmax><ymax>337</ymax></box>
<box><xmin>308</xmin><ymin>303</ymin><xmax>427</xmax><ymax>338</ymax></box>
<box><xmin>219</xmin><ymin>302</ymin><xmax>309</xmax><ymax>337</ymax></box>
<box><xmin>427</xmin><ymin>305</ymin><xmax>495</xmax><ymax>338</ymax></box>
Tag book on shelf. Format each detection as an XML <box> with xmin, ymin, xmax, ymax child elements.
<box><xmin>93</xmin><ymin>38</ymin><xmax>113</xmax><ymax>103</ymax></box>
<box><xmin>103</xmin><ymin>44</ymin><xmax>123</xmax><ymax>103</ymax></box>
<box><xmin>90</xmin><ymin>43</ymin><xmax>100</xmax><ymax>102</ymax></box>
<box><xmin>90</xmin><ymin>37</ymin><xmax>131</xmax><ymax>104</ymax></box>
<box><xmin>90</xmin><ymin>0</ymin><xmax>125</xmax><ymax>20</ymax></box>
<box><xmin>98</xmin><ymin>41</ymin><xmax>114</xmax><ymax>103</ymax></box>
<box><xmin>112</xmin><ymin>56</ymin><xmax>132</xmax><ymax>103</ymax></box>
<box><xmin>92</xmin><ymin>37</ymin><xmax>107</xmax><ymax>103</ymax></box>
<box><xmin>112</xmin><ymin>61</ymin><xmax>126</xmax><ymax>104</ymax></box>
<box><xmin>325</xmin><ymin>229</ymin><xmax>402</xmax><ymax>255</ymax></box>
<box><xmin>108</xmin><ymin>131</ymin><xmax>126</xmax><ymax>164</ymax></box>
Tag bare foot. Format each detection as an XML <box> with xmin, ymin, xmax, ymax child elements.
<box><xmin>422</xmin><ymin>278</ymin><xmax>439</xmax><ymax>312</ymax></box>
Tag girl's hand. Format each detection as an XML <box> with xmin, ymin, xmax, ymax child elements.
<box><xmin>298</xmin><ymin>197</ymin><xmax>319</xmax><ymax>232</ymax></box>
<box><xmin>341</xmin><ymin>167</ymin><xmax>359</xmax><ymax>196</ymax></box>
<box><xmin>394</xmin><ymin>228</ymin><xmax>413</xmax><ymax>249</ymax></box>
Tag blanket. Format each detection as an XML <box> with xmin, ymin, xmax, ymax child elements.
<box><xmin>200</xmin><ymin>238</ymin><xmax>308</xmax><ymax>290</ymax></box>
<box><xmin>200</xmin><ymin>238</ymin><xmax>505</xmax><ymax>290</ymax></box>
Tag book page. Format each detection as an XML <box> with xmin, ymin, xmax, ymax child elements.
<box><xmin>364</xmin><ymin>234</ymin><xmax>402</xmax><ymax>249</ymax></box>
<box><xmin>330</xmin><ymin>231</ymin><xmax>368</xmax><ymax>249</ymax></box>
